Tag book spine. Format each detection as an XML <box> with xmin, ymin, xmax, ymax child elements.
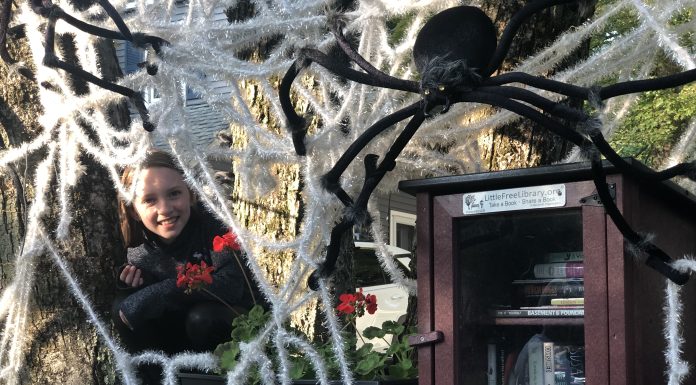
<box><xmin>517</xmin><ymin>283</ymin><xmax>585</xmax><ymax>302</ymax></box>
<box><xmin>544</xmin><ymin>251</ymin><xmax>583</xmax><ymax>262</ymax></box>
<box><xmin>487</xmin><ymin>343</ymin><xmax>497</xmax><ymax>385</ymax></box>
<box><xmin>568</xmin><ymin>346</ymin><xmax>586</xmax><ymax>384</ymax></box>
<box><xmin>543</xmin><ymin>342</ymin><xmax>555</xmax><ymax>385</ymax></box>
<box><xmin>533</xmin><ymin>262</ymin><xmax>584</xmax><ymax>278</ymax></box>
<box><xmin>528</xmin><ymin>340</ymin><xmax>543</xmax><ymax>385</ymax></box>
<box><xmin>550</xmin><ymin>297</ymin><xmax>584</xmax><ymax>306</ymax></box>
<box><xmin>494</xmin><ymin>308</ymin><xmax>584</xmax><ymax>317</ymax></box>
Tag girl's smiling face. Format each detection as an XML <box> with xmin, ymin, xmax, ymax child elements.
<box><xmin>131</xmin><ymin>167</ymin><xmax>193</xmax><ymax>244</ymax></box>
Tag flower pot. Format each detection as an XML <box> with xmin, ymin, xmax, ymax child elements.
<box><xmin>176</xmin><ymin>372</ymin><xmax>417</xmax><ymax>385</ymax></box>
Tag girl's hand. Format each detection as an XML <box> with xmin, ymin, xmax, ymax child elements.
<box><xmin>119</xmin><ymin>264</ymin><xmax>144</xmax><ymax>288</ymax></box>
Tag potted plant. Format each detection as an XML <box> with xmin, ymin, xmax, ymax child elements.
<box><xmin>177</xmin><ymin>289</ymin><xmax>417</xmax><ymax>385</ymax></box>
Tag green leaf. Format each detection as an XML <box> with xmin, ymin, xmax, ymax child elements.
<box><xmin>355</xmin><ymin>343</ymin><xmax>374</xmax><ymax>357</ymax></box>
<box><xmin>381</xmin><ymin>320</ymin><xmax>404</xmax><ymax>335</ymax></box>
<box><xmin>248</xmin><ymin>304</ymin><xmax>265</xmax><ymax>322</ymax></box>
<box><xmin>214</xmin><ymin>341</ymin><xmax>240</xmax><ymax>371</ymax></box>
<box><xmin>362</xmin><ymin>326</ymin><xmax>387</xmax><ymax>339</ymax></box>
<box><xmin>289</xmin><ymin>357</ymin><xmax>308</xmax><ymax>380</ymax></box>
<box><xmin>354</xmin><ymin>352</ymin><xmax>384</xmax><ymax>376</ymax></box>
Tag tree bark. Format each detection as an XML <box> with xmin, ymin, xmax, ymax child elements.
<box><xmin>0</xmin><ymin>27</ymin><xmax>126</xmax><ymax>385</ymax></box>
<box><xmin>479</xmin><ymin>0</ymin><xmax>597</xmax><ymax>169</ymax></box>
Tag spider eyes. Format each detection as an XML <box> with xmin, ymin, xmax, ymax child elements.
<box><xmin>424</xmin><ymin>85</ymin><xmax>447</xmax><ymax>96</ymax></box>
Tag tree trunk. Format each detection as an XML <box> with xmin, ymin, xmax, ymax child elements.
<box><xmin>479</xmin><ymin>0</ymin><xmax>597</xmax><ymax>169</ymax></box>
<box><xmin>0</xmin><ymin>27</ymin><xmax>126</xmax><ymax>384</ymax></box>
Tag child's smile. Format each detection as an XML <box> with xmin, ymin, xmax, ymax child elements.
<box><xmin>131</xmin><ymin>167</ymin><xmax>193</xmax><ymax>244</ymax></box>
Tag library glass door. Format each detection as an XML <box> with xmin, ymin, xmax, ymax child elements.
<box><xmin>456</xmin><ymin>209</ymin><xmax>585</xmax><ymax>385</ymax></box>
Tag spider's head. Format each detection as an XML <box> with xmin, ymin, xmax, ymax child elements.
<box><xmin>420</xmin><ymin>56</ymin><xmax>481</xmax><ymax>113</ymax></box>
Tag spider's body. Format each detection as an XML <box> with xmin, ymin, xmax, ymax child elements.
<box><xmin>278</xmin><ymin>0</ymin><xmax>696</xmax><ymax>288</ymax></box>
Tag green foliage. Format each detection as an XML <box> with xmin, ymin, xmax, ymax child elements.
<box><xmin>587</xmin><ymin>1</ymin><xmax>696</xmax><ymax>168</ymax></box>
<box><xmin>214</xmin><ymin>305</ymin><xmax>310</xmax><ymax>384</ymax></box>
<box><xmin>352</xmin><ymin>320</ymin><xmax>417</xmax><ymax>380</ymax></box>
<box><xmin>386</xmin><ymin>12</ymin><xmax>416</xmax><ymax>46</ymax></box>
<box><xmin>609</xmin><ymin>84</ymin><xmax>696</xmax><ymax>167</ymax></box>
<box><xmin>213</xmin><ymin>306</ymin><xmax>417</xmax><ymax>382</ymax></box>
<box><xmin>590</xmin><ymin>0</ymin><xmax>640</xmax><ymax>54</ymax></box>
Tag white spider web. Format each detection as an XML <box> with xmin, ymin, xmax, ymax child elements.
<box><xmin>0</xmin><ymin>0</ymin><xmax>695</xmax><ymax>384</ymax></box>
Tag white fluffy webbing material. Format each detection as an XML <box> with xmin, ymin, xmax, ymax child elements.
<box><xmin>665</xmin><ymin>258</ymin><xmax>696</xmax><ymax>385</ymax></box>
<box><xmin>0</xmin><ymin>0</ymin><xmax>695</xmax><ymax>384</ymax></box>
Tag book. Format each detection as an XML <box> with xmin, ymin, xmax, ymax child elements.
<box><xmin>520</xmin><ymin>305</ymin><xmax>584</xmax><ymax>310</ymax></box>
<box><xmin>533</xmin><ymin>262</ymin><xmax>584</xmax><ymax>279</ymax></box>
<box><xmin>488</xmin><ymin>343</ymin><xmax>497</xmax><ymax>385</ymax></box>
<box><xmin>552</xmin><ymin>344</ymin><xmax>585</xmax><ymax>385</ymax></box>
<box><xmin>543</xmin><ymin>342</ymin><xmax>555</xmax><ymax>385</ymax></box>
<box><xmin>494</xmin><ymin>308</ymin><xmax>584</xmax><ymax>318</ymax></box>
<box><xmin>503</xmin><ymin>349</ymin><xmax>518</xmax><ymax>385</ymax></box>
<box><xmin>550</xmin><ymin>297</ymin><xmax>584</xmax><ymax>306</ymax></box>
<box><xmin>487</xmin><ymin>340</ymin><xmax>510</xmax><ymax>385</ymax></box>
<box><xmin>568</xmin><ymin>346</ymin><xmax>586</xmax><ymax>384</ymax></box>
<box><xmin>512</xmin><ymin>279</ymin><xmax>584</xmax><ymax>306</ymax></box>
<box><xmin>544</xmin><ymin>251</ymin><xmax>584</xmax><ymax>263</ymax></box>
<box><xmin>528</xmin><ymin>338</ymin><xmax>544</xmax><ymax>385</ymax></box>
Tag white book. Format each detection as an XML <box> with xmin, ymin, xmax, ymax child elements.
<box><xmin>487</xmin><ymin>343</ymin><xmax>497</xmax><ymax>385</ymax></box>
<box><xmin>543</xmin><ymin>342</ymin><xmax>555</xmax><ymax>385</ymax></box>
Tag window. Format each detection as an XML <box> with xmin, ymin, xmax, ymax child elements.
<box><xmin>389</xmin><ymin>210</ymin><xmax>416</xmax><ymax>252</ymax></box>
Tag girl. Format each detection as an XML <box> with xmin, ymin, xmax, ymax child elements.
<box><xmin>113</xmin><ymin>150</ymin><xmax>262</xmax><ymax>357</ymax></box>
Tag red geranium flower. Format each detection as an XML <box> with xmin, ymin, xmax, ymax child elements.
<box><xmin>176</xmin><ymin>261</ymin><xmax>215</xmax><ymax>293</ymax></box>
<box><xmin>336</xmin><ymin>289</ymin><xmax>378</xmax><ymax>317</ymax></box>
<box><xmin>365</xmin><ymin>294</ymin><xmax>378</xmax><ymax>315</ymax></box>
<box><xmin>213</xmin><ymin>230</ymin><xmax>241</xmax><ymax>252</ymax></box>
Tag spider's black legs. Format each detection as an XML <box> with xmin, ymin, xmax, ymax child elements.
<box><xmin>300</xmin><ymin>48</ymin><xmax>418</xmax><ymax>92</ymax></box>
<box><xmin>97</xmin><ymin>0</ymin><xmax>133</xmax><ymax>40</ymax></box>
<box><xmin>307</xmin><ymin>110</ymin><xmax>427</xmax><ymax>290</ymax></box>
<box><xmin>599</xmin><ymin>68</ymin><xmax>696</xmax><ymax>99</ymax></box>
<box><xmin>477</xmin><ymin>85</ymin><xmax>588</xmax><ymax>121</ymax></box>
<box><xmin>483</xmin><ymin>72</ymin><xmax>588</xmax><ymax>98</ymax></box>
<box><xmin>322</xmin><ymin>101</ymin><xmax>421</xmax><ymax>201</ymax></box>
<box><xmin>483</xmin><ymin>0</ymin><xmax>580</xmax><ymax>77</ymax></box>
<box><xmin>589</xmin><ymin>130</ymin><xmax>696</xmax><ymax>182</ymax></box>
<box><xmin>39</xmin><ymin>9</ymin><xmax>154</xmax><ymax>131</ymax></box>
<box><xmin>279</xmin><ymin>48</ymin><xmax>418</xmax><ymax>155</ymax></box>
<box><xmin>327</xmin><ymin>19</ymin><xmax>417</xmax><ymax>92</ymax></box>
<box><xmin>487</xmin><ymin>68</ymin><xmax>696</xmax><ymax>103</ymax></box>
<box><xmin>13</xmin><ymin>0</ymin><xmax>167</xmax><ymax>131</ymax></box>
<box><xmin>588</xmin><ymin>153</ymin><xmax>690</xmax><ymax>284</ymax></box>
<box><xmin>0</xmin><ymin>0</ymin><xmax>34</xmax><ymax>79</ymax></box>
<box><xmin>279</xmin><ymin>59</ymin><xmax>310</xmax><ymax>155</ymax></box>
<box><xmin>456</xmin><ymin>90</ymin><xmax>589</xmax><ymax>147</ymax></box>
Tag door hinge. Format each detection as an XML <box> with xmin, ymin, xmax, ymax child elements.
<box><xmin>579</xmin><ymin>183</ymin><xmax>616</xmax><ymax>206</ymax></box>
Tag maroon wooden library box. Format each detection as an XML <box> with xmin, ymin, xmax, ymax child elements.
<box><xmin>399</xmin><ymin>159</ymin><xmax>696</xmax><ymax>385</ymax></box>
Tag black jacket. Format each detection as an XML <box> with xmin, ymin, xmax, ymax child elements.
<box><xmin>117</xmin><ymin>206</ymin><xmax>262</xmax><ymax>330</ymax></box>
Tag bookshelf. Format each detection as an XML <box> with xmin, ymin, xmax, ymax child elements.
<box><xmin>399</xmin><ymin>159</ymin><xmax>696</xmax><ymax>385</ymax></box>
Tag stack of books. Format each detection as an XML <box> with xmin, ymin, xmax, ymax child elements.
<box><xmin>495</xmin><ymin>251</ymin><xmax>585</xmax><ymax>318</ymax></box>
<box><xmin>488</xmin><ymin>335</ymin><xmax>586</xmax><ymax>385</ymax></box>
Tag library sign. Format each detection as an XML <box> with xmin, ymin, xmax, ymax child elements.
<box><xmin>463</xmin><ymin>184</ymin><xmax>566</xmax><ymax>215</ymax></box>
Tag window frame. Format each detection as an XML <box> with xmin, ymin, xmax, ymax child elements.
<box><xmin>389</xmin><ymin>210</ymin><xmax>416</xmax><ymax>250</ymax></box>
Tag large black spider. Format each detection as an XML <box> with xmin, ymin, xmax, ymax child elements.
<box><xmin>0</xmin><ymin>0</ymin><xmax>166</xmax><ymax>131</ymax></box>
<box><xmin>279</xmin><ymin>0</ymin><xmax>696</xmax><ymax>288</ymax></box>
